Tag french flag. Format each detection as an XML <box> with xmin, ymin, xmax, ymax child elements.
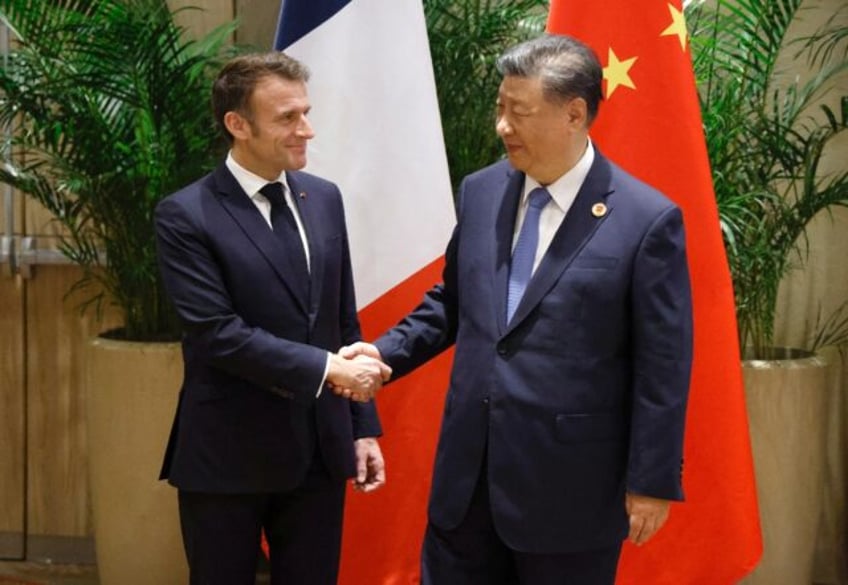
<box><xmin>275</xmin><ymin>1</ymin><xmax>455</xmax><ymax>583</ymax></box>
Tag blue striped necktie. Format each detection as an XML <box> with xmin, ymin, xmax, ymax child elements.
<box><xmin>507</xmin><ymin>187</ymin><xmax>551</xmax><ymax>323</ymax></box>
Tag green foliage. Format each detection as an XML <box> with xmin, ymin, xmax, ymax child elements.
<box><xmin>686</xmin><ymin>0</ymin><xmax>848</xmax><ymax>358</ymax></box>
<box><xmin>424</xmin><ymin>0</ymin><xmax>548</xmax><ymax>191</ymax></box>
<box><xmin>0</xmin><ymin>0</ymin><xmax>236</xmax><ymax>341</ymax></box>
<box><xmin>810</xmin><ymin>299</ymin><xmax>848</xmax><ymax>352</ymax></box>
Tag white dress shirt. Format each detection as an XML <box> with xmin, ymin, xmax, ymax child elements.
<box><xmin>512</xmin><ymin>140</ymin><xmax>596</xmax><ymax>274</ymax></box>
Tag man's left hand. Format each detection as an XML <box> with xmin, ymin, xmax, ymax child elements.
<box><xmin>625</xmin><ymin>493</ymin><xmax>671</xmax><ymax>546</ymax></box>
<box><xmin>353</xmin><ymin>437</ymin><xmax>385</xmax><ymax>493</ymax></box>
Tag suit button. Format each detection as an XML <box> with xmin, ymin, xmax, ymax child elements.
<box><xmin>482</xmin><ymin>397</ymin><xmax>490</xmax><ymax>405</ymax></box>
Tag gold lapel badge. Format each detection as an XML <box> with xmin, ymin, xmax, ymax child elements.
<box><xmin>591</xmin><ymin>202</ymin><xmax>608</xmax><ymax>218</ymax></box>
<box><xmin>299</xmin><ymin>192</ymin><xmax>307</xmax><ymax>199</ymax></box>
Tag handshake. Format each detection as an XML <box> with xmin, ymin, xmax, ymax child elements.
<box><xmin>326</xmin><ymin>342</ymin><xmax>390</xmax><ymax>402</ymax></box>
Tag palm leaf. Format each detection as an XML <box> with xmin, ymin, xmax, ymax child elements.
<box><xmin>0</xmin><ymin>0</ymin><xmax>239</xmax><ymax>340</ymax></box>
<box><xmin>686</xmin><ymin>0</ymin><xmax>848</xmax><ymax>356</ymax></box>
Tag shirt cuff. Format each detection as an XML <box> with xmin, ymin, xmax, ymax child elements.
<box><xmin>316</xmin><ymin>351</ymin><xmax>331</xmax><ymax>397</ymax></box>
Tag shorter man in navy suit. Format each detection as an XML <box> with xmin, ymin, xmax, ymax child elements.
<box><xmin>155</xmin><ymin>52</ymin><xmax>390</xmax><ymax>585</ymax></box>
<box><xmin>340</xmin><ymin>35</ymin><xmax>693</xmax><ymax>585</ymax></box>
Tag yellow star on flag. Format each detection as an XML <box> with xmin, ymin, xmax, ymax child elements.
<box><xmin>661</xmin><ymin>4</ymin><xmax>688</xmax><ymax>50</ymax></box>
<box><xmin>603</xmin><ymin>47</ymin><xmax>637</xmax><ymax>99</ymax></box>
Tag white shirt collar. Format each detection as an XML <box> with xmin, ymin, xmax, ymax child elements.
<box><xmin>522</xmin><ymin>139</ymin><xmax>595</xmax><ymax>212</ymax></box>
<box><xmin>225</xmin><ymin>152</ymin><xmax>288</xmax><ymax>200</ymax></box>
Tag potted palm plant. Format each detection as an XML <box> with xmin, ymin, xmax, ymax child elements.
<box><xmin>0</xmin><ymin>1</ymin><xmax>236</xmax><ymax>583</ymax></box>
<box><xmin>686</xmin><ymin>0</ymin><xmax>848</xmax><ymax>582</ymax></box>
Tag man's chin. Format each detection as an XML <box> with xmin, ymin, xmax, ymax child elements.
<box><xmin>287</xmin><ymin>157</ymin><xmax>308</xmax><ymax>171</ymax></box>
<box><xmin>505</xmin><ymin>153</ymin><xmax>527</xmax><ymax>172</ymax></box>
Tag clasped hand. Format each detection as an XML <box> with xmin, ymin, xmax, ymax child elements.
<box><xmin>326</xmin><ymin>342</ymin><xmax>389</xmax><ymax>402</ymax></box>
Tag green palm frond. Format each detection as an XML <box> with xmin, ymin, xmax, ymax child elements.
<box><xmin>0</xmin><ymin>0</ymin><xmax>239</xmax><ymax>340</ymax></box>
<box><xmin>686</xmin><ymin>0</ymin><xmax>848</xmax><ymax>357</ymax></box>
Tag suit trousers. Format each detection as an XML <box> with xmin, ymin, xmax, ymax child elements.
<box><xmin>421</xmin><ymin>458</ymin><xmax>622</xmax><ymax>585</ymax></box>
<box><xmin>178</xmin><ymin>453</ymin><xmax>346</xmax><ymax>585</ymax></box>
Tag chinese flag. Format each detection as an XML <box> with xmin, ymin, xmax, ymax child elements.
<box><xmin>547</xmin><ymin>2</ymin><xmax>762</xmax><ymax>583</ymax></box>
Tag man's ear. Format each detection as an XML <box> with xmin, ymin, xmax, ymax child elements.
<box><xmin>224</xmin><ymin>110</ymin><xmax>251</xmax><ymax>140</ymax></box>
<box><xmin>564</xmin><ymin>97</ymin><xmax>589</xmax><ymax>130</ymax></box>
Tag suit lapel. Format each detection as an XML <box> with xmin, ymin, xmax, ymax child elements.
<box><xmin>504</xmin><ymin>153</ymin><xmax>615</xmax><ymax>335</ymax></box>
<box><xmin>492</xmin><ymin>167</ymin><xmax>525</xmax><ymax>336</ymax></box>
<box><xmin>212</xmin><ymin>165</ymin><xmax>309</xmax><ymax>315</ymax></box>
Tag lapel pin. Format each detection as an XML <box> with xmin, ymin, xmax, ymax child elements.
<box><xmin>591</xmin><ymin>202</ymin><xmax>608</xmax><ymax>218</ymax></box>
<box><xmin>299</xmin><ymin>191</ymin><xmax>307</xmax><ymax>199</ymax></box>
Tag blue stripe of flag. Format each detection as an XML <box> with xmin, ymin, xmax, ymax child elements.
<box><xmin>273</xmin><ymin>0</ymin><xmax>353</xmax><ymax>50</ymax></box>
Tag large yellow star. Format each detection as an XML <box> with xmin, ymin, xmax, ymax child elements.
<box><xmin>603</xmin><ymin>48</ymin><xmax>637</xmax><ymax>99</ymax></box>
<box><xmin>661</xmin><ymin>3</ymin><xmax>688</xmax><ymax>50</ymax></box>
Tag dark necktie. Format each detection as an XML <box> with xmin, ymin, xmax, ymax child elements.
<box><xmin>507</xmin><ymin>187</ymin><xmax>551</xmax><ymax>323</ymax></box>
<box><xmin>260</xmin><ymin>182</ymin><xmax>309</xmax><ymax>293</ymax></box>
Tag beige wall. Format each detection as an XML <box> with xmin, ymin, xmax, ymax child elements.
<box><xmin>235</xmin><ymin>0</ymin><xmax>279</xmax><ymax>48</ymax></box>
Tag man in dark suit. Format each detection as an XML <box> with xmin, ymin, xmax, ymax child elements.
<box><xmin>339</xmin><ymin>35</ymin><xmax>693</xmax><ymax>584</ymax></box>
<box><xmin>154</xmin><ymin>52</ymin><xmax>390</xmax><ymax>585</ymax></box>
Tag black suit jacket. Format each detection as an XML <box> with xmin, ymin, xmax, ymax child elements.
<box><xmin>376</xmin><ymin>152</ymin><xmax>692</xmax><ymax>553</ymax></box>
<box><xmin>155</xmin><ymin>163</ymin><xmax>380</xmax><ymax>493</ymax></box>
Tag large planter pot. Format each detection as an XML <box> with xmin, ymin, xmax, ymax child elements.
<box><xmin>740</xmin><ymin>349</ymin><xmax>829</xmax><ymax>585</ymax></box>
<box><xmin>86</xmin><ymin>338</ymin><xmax>186</xmax><ymax>585</ymax></box>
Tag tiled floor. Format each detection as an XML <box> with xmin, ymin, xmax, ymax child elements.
<box><xmin>0</xmin><ymin>561</ymin><xmax>99</xmax><ymax>585</ymax></box>
<box><xmin>0</xmin><ymin>561</ymin><xmax>274</xmax><ymax>584</ymax></box>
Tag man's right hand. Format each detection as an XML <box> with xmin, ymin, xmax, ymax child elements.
<box><xmin>339</xmin><ymin>342</ymin><xmax>383</xmax><ymax>362</ymax></box>
<box><xmin>326</xmin><ymin>350</ymin><xmax>390</xmax><ymax>402</ymax></box>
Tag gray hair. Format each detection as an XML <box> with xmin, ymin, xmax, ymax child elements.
<box><xmin>496</xmin><ymin>34</ymin><xmax>603</xmax><ymax>124</ymax></box>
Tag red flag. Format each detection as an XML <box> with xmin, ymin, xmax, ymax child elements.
<box><xmin>547</xmin><ymin>2</ymin><xmax>762</xmax><ymax>583</ymax></box>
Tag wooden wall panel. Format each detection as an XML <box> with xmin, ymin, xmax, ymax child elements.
<box><xmin>235</xmin><ymin>0</ymin><xmax>278</xmax><ymax>48</ymax></box>
<box><xmin>169</xmin><ymin>0</ymin><xmax>235</xmax><ymax>38</ymax></box>
<box><xmin>1</xmin><ymin>185</ymin><xmax>24</xmax><ymax>235</ymax></box>
<box><xmin>0</xmin><ymin>273</ymin><xmax>25</xmax><ymax>558</ymax></box>
<box><xmin>25</xmin><ymin>265</ymin><xmax>93</xmax><ymax>538</ymax></box>
<box><xmin>23</xmin><ymin>200</ymin><xmax>59</xmax><ymax>240</ymax></box>
<box><xmin>21</xmin><ymin>186</ymin><xmax>97</xmax><ymax>546</ymax></box>
<box><xmin>25</xmin><ymin>265</ymin><xmax>119</xmax><ymax>541</ymax></box>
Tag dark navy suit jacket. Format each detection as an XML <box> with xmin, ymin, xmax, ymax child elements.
<box><xmin>375</xmin><ymin>152</ymin><xmax>692</xmax><ymax>554</ymax></box>
<box><xmin>155</xmin><ymin>163</ymin><xmax>380</xmax><ymax>493</ymax></box>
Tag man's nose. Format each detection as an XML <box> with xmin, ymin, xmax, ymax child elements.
<box><xmin>496</xmin><ymin>116</ymin><xmax>512</xmax><ymax>136</ymax></box>
<box><xmin>298</xmin><ymin>115</ymin><xmax>315</xmax><ymax>138</ymax></box>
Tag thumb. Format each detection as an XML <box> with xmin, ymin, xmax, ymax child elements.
<box><xmin>356</xmin><ymin>452</ymin><xmax>367</xmax><ymax>483</ymax></box>
<box><xmin>340</xmin><ymin>342</ymin><xmax>371</xmax><ymax>359</ymax></box>
<box><xmin>378</xmin><ymin>361</ymin><xmax>392</xmax><ymax>382</ymax></box>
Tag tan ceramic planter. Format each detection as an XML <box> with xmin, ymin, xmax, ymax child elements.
<box><xmin>86</xmin><ymin>338</ymin><xmax>186</xmax><ymax>585</ymax></box>
<box><xmin>740</xmin><ymin>349</ymin><xmax>829</xmax><ymax>585</ymax></box>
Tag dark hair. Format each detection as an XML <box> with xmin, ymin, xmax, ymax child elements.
<box><xmin>496</xmin><ymin>34</ymin><xmax>603</xmax><ymax>124</ymax></box>
<box><xmin>212</xmin><ymin>52</ymin><xmax>311</xmax><ymax>143</ymax></box>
